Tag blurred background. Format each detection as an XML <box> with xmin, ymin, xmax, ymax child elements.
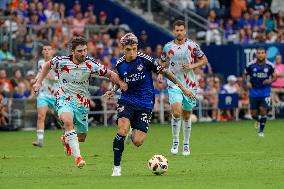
<box><xmin>0</xmin><ymin>0</ymin><xmax>284</xmax><ymax>131</ymax></box>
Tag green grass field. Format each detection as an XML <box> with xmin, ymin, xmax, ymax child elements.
<box><xmin>1</xmin><ymin>119</ymin><xmax>284</xmax><ymax>189</ymax></box>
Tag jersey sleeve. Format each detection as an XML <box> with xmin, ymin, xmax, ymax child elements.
<box><xmin>145</xmin><ymin>57</ymin><xmax>163</xmax><ymax>74</ymax></box>
<box><xmin>89</xmin><ymin>59</ymin><xmax>108</xmax><ymax>76</ymax></box>
<box><xmin>161</xmin><ymin>45</ymin><xmax>169</xmax><ymax>62</ymax></box>
<box><xmin>193</xmin><ymin>42</ymin><xmax>204</xmax><ymax>58</ymax></box>
<box><xmin>49</xmin><ymin>56</ymin><xmax>60</xmax><ymax>71</ymax></box>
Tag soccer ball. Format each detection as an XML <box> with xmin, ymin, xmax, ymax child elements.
<box><xmin>148</xmin><ymin>155</ymin><xmax>168</xmax><ymax>175</ymax></box>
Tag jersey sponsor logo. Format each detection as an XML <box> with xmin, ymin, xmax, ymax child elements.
<box><xmin>124</xmin><ymin>73</ymin><xmax>145</xmax><ymax>83</ymax></box>
<box><xmin>117</xmin><ymin>106</ymin><xmax>124</xmax><ymax>112</ymax></box>
<box><xmin>137</xmin><ymin>64</ymin><xmax>143</xmax><ymax>71</ymax></box>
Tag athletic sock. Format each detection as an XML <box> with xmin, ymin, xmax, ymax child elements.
<box><xmin>36</xmin><ymin>129</ymin><xmax>44</xmax><ymax>143</ymax></box>
<box><xmin>113</xmin><ymin>133</ymin><xmax>125</xmax><ymax>166</ymax></box>
<box><xmin>65</xmin><ymin>130</ymin><xmax>81</xmax><ymax>158</ymax></box>
<box><xmin>259</xmin><ymin>115</ymin><xmax>267</xmax><ymax>133</ymax></box>
<box><xmin>171</xmin><ymin>116</ymin><xmax>181</xmax><ymax>144</ymax></box>
<box><xmin>183</xmin><ymin>119</ymin><xmax>192</xmax><ymax>146</ymax></box>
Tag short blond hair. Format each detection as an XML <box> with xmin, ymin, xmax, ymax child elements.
<box><xmin>120</xmin><ymin>33</ymin><xmax>138</xmax><ymax>46</ymax></box>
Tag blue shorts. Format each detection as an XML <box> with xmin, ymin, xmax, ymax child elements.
<box><xmin>37</xmin><ymin>96</ymin><xmax>56</xmax><ymax>110</ymax></box>
<box><xmin>168</xmin><ymin>88</ymin><xmax>197</xmax><ymax>111</ymax></box>
<box><xmin>116</xmin><ymin>100</ymin><xmax>152</xmax><ymax>133</ymax></box>
<box><xmin>249</xmin><ymin>96</ymin><xmax>271</xmax><ymax>110</ymax></box>
<box><xmin>56</xmin><ymin>96</ymin><xmax>89</xmax><ymax>133</ymax></box>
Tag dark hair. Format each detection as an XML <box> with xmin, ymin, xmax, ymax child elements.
<box><xmin>173</xmin><ymin>20</ymin><xmax>185</xmax><ymax>29</ymax></box>
<box><xmin>257</xmin><ymin>47</ymin><xmax>266</xmax><ymax>52</ymax></box>
<box><xmin>71</xmin><ymin>37</ymin><xmax>87</xmax><ymax>50</ymax></box>
<box><xmin>42</xmin><ymin>41</ymin><xmax>51</xmax><ymax>47</ymax></box>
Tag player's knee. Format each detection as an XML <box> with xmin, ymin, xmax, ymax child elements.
<box><xmin>117</xmin><ymin>127</ymin><xmax>128</xmax><ymax>136</ymax></box>
<box><xmin>132</xmin><ymin>139</ymin><xmax>144</xmax><ymax>147</ymax></box>
<box><xmin>78</xmin><ymin>137</ymin><xmax>85</xmax><ymax>142</ymax></box>
<box><xmin>172</xmin><ymin>111</ymin><xmax>182</xmax><ymax>118</ymax></box>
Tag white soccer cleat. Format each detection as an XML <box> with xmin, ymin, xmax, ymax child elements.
<box><xmin>182</xmin><ymin>145</ymin><xmax>191</xmax><ymax>156</ymax></box>
<box><xmin>111</xmin><ymin>166</ymin><xmax>121</xmax><ymax>176</ymax></box>
<box><xmin>125</xmin><ymin>128</ymin><xmax>133</xmax><ymax>145</ymax></box>
<box><xmin>170</xmin><ymin>142</ymin><xmax>179</xmax><ymax>155</ymax></box>
<box><xmin>258</xmin><ymin>132</ymin><xmax>264</xmax><ymax>138</ymax></box>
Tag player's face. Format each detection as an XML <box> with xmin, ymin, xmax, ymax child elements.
<box><xmin>256</xmin><ymin>50</ymin><xmax>266</xmax><ymax>62</ymax></box>
<box><xmin>123</xmin><ymin>44</ymin><xmax>138</xmax><ymax>61</ymax></box>
<box><xmin>173</xmin><ymin>25</ymin><xmax>186</xmax><ymax>41</ymax></box>
<box><xmin>73</xmin><ymin>45</ymin><xmax>88</xmax><ymax>63</ymax></box>
<box><xmin>42</xmin><ymin>46</ymin><xmax>53</xmax><ymax>59</ymax></box>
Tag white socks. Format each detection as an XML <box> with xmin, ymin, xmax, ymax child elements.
<box><xmin>171</xmin><ymin>117</ymin><xmax>181</xmax><ymax>144</ymax></box>
<box><xmin>65</xmin><ymin>130</ymin><xmax>80</xmax><ymax>158</ymax></box>
<box><xmin>183</xmin><ymin>119</ymin><xmax>192</xmax><ymax>146</ymax></box>
<box><xmin>36</xmin><ymin>129</ymin><xmax>44</xmax><ymax>142</ymax></box>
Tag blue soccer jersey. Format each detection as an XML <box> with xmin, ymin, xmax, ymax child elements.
<box><xmin>116</xmin><ymin>52</ymin><xmax>163</xmax><ymax>109</ymax></box>
<box><xmin>245</xmin><ymin>60</ymin><xmax>274</xmax><ymax>97</ymax></box>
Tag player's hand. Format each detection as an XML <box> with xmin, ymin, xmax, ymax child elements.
<box><xmin>103</xmin><ymin>91</ymin><xmax>115</xmax><ymax>98</ymax></box>
<box><xmin>119</xmin><ymin>81</ymin><xmax>128</xmax><ymax>91</ymax></box>
<box><xmin>157</xmin><ymin>74</ymin><xmax>163</xmax><ymax>83</ymax></box>
<box><xmin>263</xmin><ymin>79</ymin><xmax>271</xmax><ymax>85</ymax></box>
<box><xmin>182</xmin><ymin>63</ymin><xmax>195</xmax><ymax>70</ymax></box>
<box><xmin>33</xmin><ymin>82</ymin><xmax>42</xmax><ymax>95</ymax></box>
<box><xmin>181</xmin><ymin>87</ymin><xmax>196</xmax><ymax>99</ymax></box>
<box><xmin>30</xmin><ymin>78</ymin><xmax>37</xmax><ymax>85</ymax></box>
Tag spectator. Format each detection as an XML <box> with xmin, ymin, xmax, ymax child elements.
<box><xmin>206</xmin><ymin>10</ymin><xmax>221</xmax><ymax>45</ymax></box>
<box><xmin>224</xmin><ymin>18</ymin><xmax>238</xmax><ymax>43</ymax></box>
<box><xmin>98</xmin><ymin>11</ymin><xmax>108</xmax><ymax>25</ymax></box>
<box><xmin>13</xmin><ymin>82</ymin><xmax>30</xmax><ymax>99</ymax></box>
<box><xmin>72</xmin><ymin>12</ymin><xmax>86</xmax><ymax>35</ymax></box>
<box><xmin>69</xmin><ymin>0</ymin><xmax>81</xmax><ymax>17</ymax></box>
<box><xmin>139</xmin><ymin>30</ymin><xmax>151</xmax><ymax>50</ymax></box>
<box><xmin>19</xmin><ymin>35</ymin><xmax>33</xmax><ymax>60</ymax></box>
<box><xmin>261</xmin><ymin>10</ymin><xmax>275</xmax><ymax>33</ymax></box>
<box><xmin>0</xmin><ymin>69</ymin><xmax>13</xmax><ymax>92</ymax></box>
<box><xmin>195</xmin><ymin>0</ymin><xmax>210</xmax><ymax>18</ymax></box>
<box><xmin>0</xmin><ymin>92</ymin><xmax>9</xmax><ymax>126</ymax></box>
<box><xmin>249</xmin><ymin>0</ymin><xmax>268</xmax><ymax>14</ymax></box>
<box><xmin>23</xmin><ymin>70</ymin><xmax>35</xmax><ymax>95</ymax></box>
<box><xmin>0</xmin><ymin>42</ymin><xmax>16</xmax><ymax>62</ymax></box>
<box><xmin>10</xmin><ymin>69</ymin><xmax>23</xmax><ymax>88</ymax></box>
<box><xmin>271</xmin><ymin>54</ymin><xmax>284</xmax><ymax>106</ymax></box>
<box><xmin>230</xmin><ymin>0</ymin><xmax>247</xmax><ymax>20</ymax></box>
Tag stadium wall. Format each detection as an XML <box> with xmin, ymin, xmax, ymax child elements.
<box><xmin>202</xmin><ymin>44</ymin><xmax>284</xmax><ymax>77</ymax></box>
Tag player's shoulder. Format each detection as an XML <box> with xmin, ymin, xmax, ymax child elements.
<box><xmin>163</xmin><ymin>40</ymin><xmax>174</xmax><ymax>48</ymax></box>
<box><xmin>38</xmin><ymin>59</ymin><xmax>45</xmax><ymax>64</ymax></box>
<box><xmin>247</xmin><ymin>59</ymin><xmax>257</xmax><ymax>67</ymax></box>
<box><xmin>137</xmin><ymin>51</ymin><xmax>154</xmax><ymax>62</ymax></box>
<box><xmin>52</xmin><ymin>55</ymin><xmax>70</xmax><ymax>62</ymax></box>
<box><xmin>85</xmin><ymin>56</ymin><xmax>101</xmax><ymax>65</ymax></box>
<box><xmin>116</xmin><ymin>55</ymin><xmax>126</xmax><ymax>67</ymax></box>
<box><xmin>265</xmin><ymin>60</ymin><xmax>274</xmax><ymax>68</ymax></box>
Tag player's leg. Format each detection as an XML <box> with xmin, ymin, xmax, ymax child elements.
<box><xmin>181</xmin><ymin>94</ymin><xmax>196</xmax><ymax>156</ymax></box>
<box><xmin>32</xmin><ymin>106</ymin><xmax>49</xmax><ymax>147</ymax></box>
<box><xmin>74</xmin><ymin>108</ymin><xmax>89</xmax><ymax>142</ymax></box>
<box><xmin>169</xmin><ymin>89</ymin><xmax>183</xmax><ymax>155</ymax></box>
<box><xmin>257</xmin><ymin>97</ymin><xmax>271</xmax><ymax>137</ymax></box>
<box><xmin>131</xmin><ymin>108</ymin><xmax>152</xmax><ymax>147</ymax></box>
<box><xmin>249</xmin><ymin>97</ymin><xmax>260</xmax><ymax>129</ymax></box>
<box><xmin>112</xmin><ymin>100</ymin><xmax>133</xmax><ymax>176</ymax></box>
<box><xmin>112</xmin><ymin>117</ymin><xmax>131</xmax><ymax>176</ymax></box>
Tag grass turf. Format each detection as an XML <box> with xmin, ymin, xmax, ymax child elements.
<box><xmin>0</xmin><ymin>119</ymin><xmax>284</xmax><ymax>189</ymax></box>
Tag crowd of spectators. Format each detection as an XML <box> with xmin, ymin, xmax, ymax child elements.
<box><xmin>0</xmin><ymin>0</ymin><xmax>284</xmax><ymax>127</ymax></box>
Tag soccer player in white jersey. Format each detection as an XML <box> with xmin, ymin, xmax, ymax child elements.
<box><xmin>32</xmin><ymin>43</ymin><xmax>58</xmax><ymax>147</ymax></box>
<box><xmin>159</xmin><ymin>20</ymin><xmax>208</xmax><ymax>156</ymax></box>
<box><xmin>33</xmin><ymin>37</ymin><xmax>127</xmax><ymax>168</ymax></box>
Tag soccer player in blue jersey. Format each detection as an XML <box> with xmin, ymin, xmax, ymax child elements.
<box><xmin>104</xmin><ymin>33</ymin><xmax>195</xmax><ymax>176</ymax></box>
<box><xmin>243</xmin><ymin>47</ymin><xmax>276</xmax><ymax>137</ymax></box>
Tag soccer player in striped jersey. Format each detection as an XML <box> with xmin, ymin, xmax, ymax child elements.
<box><xmin>33</xmin><ymin>37</ymin><xmax>127</xmax><ymax>168</ymax></box>
<box><xmin>159</xmin><ymin>20</ymin><xmax>208</xmax><ymax>156</ymax></box>
<box><xmin>243</xmin><ymin>47</ymin><xmax>276</xmax><ymax>137</ymax></box>
<box><xmin>104</xmin><ymin>33</ymin><xmax>195</xmax><ymax>176</ymax></box>
<box><xmin>32</xmin><ymin>43</ymin><xmax>58</xmax><ymax>147</ymax></box>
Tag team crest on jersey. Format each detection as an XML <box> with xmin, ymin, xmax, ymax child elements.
<box><xmin>117</xmin><ymin>106</ymin><xmax>125</xmax><ymax>112</ymax></box>
<box><xmin>264</xmin><ymin>68</ymin><xmax>268</xmax><ymax>73</ymax></box>
<box><xmin>137</xmin><ymin>64</ymin><xmax>143</xmax><ymax>71</ymax></box>
<box><xmin>253</xmin><ymin>68</ymin><xmax>257</xmax><ymax>72</ymax></box>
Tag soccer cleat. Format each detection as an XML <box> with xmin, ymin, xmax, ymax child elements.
<box><xmin>182</xmin><ymin>145</ymin><xmax>191</xmax><ymax>156</ymax></box>
<box><xmin>111</xmin><ymin>166</ymin><xmax>121</xmax><ymax>176</ymax></box>
<box><xmin>125</xmin><ymin>127</ymin><xmax>133</xmax><ymax>145</ymax></box>
<box><xmin>76</xmin><ymin>156</ymin><xmax>86</xmax><ymax>168</ymax></box>
<box><xmin>170</xmin><ymin>142</ymin><xmax>179</xmax><ymax>155</ymax></box>
<box><xmin>32</xmin><ymin>141</ymin><xmax>43</xmax><ymax>147</ymax></box>
<box><xmin>61</xmin><ymin>135</ymin><xmax>72</xmax><ymax>156</ymax></box>
<box><xmin>258</xmin><ymin>132</ymin><xmax>264</xmax><ymax>138</ymax></box>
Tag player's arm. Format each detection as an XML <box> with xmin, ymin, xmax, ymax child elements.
<box><xmin>182</xmin><ymin>55</ymin><xmax>208</xmax><ymax>70</ymax></box>
<box><xmin>242</xmin><ymin>67</ymin><xmax>252</xmax><ymax>90</ymax></box>
<box><xmin>33</xmin><ymin>61</ymin><xmax>51</xmax><ymax>94</ymax></box>
<box><xmin>104</xmin><ymin>70</ymin><xmax>127</xmax><ymax>91</ymax></box>
<box><xmin>263</xmin><ymin>70</ymin><xmax>277</xmax><ymax>85</ymax></box>
<box><xmin>160</xmin><ymin>68</ymin><xmax>196</xmax><ymax>99</ymax></box>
